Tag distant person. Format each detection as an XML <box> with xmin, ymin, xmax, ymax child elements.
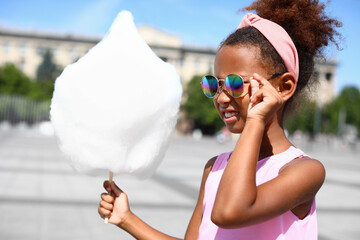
<box><xmin>98</xmin><ymin>0</ymin><xmax>341</xmax><ymax>239</ymax></box>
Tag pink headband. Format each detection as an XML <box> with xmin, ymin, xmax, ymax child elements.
<box><xmin>238</xmin><ymin>13</ymin><xmax>299</xmax><ymax>81</ymax></box>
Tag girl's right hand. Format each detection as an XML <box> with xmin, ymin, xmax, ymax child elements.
<box><xmin>98</xmin><ymin>180</ymin><xmax>131</xmax><ymax>227</ymax></box>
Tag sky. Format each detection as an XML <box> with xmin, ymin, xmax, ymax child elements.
<box><xmin>0</xmin><ymin>0</ymin><xmax>359</xmax><ymax>93</ymax></box>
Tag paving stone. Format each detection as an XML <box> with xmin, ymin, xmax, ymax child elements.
<box><xmin>0</xmin><ymin>128</ymin><xmax>359</xmax><ymax>239</ymax></box>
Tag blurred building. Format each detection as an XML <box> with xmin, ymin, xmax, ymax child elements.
<box><xmin>311</xmin><ymin>58</ymin><xmax>338</xmax><ymax>107</ymax></box>
<box><xmin>0</xmin><ymin>26</ymin><xmax>215</xmax><ymax>85</ymax></box>
<box><xmin>0</xmin><ymin>26</ymin><xmax>336</xmax><ymax>105</ymax></box>
<box><xmin>0</xmin><ymin>28</ymin><xmax>97</xmax><ymax>78</ymax></box>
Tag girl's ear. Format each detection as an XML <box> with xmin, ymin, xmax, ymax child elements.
<box><xmin>276</xmin><ymin>73</ymin><xmax>297</xmax><ymax>102</ymax></box>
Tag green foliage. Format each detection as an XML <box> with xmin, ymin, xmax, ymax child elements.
<box><xmin>0</xmin><ymin>63</ymin><xmax>54</xmax><ymax>101</ymax></box>
<box><xmin>285</xmin><ymin>99</ymin><xmax>317</xmax><ymax>135</ymax></box>
<box><xmin>36</xmin><ymin>49</ymin><xmax>61</xmax><ymax>82</ymax></box>
<box><xmin>0</xmin><ymin>62</ymin><xmax>55</xmax><ymax>101</ymax></box>
<box><xmin>285</xmin><ymin>86</ymin><xmax>360</xmax><ymax>138</ymax></box>
<box><xmin>181</xmin><ymin>75</ymin><xmax>224</xmax><ymax>135</ymax></box>
<box><xmin>0</xmin><ymin>64</ymin><xmax>31</xmax><ymax>95</ymax></box>
<box><xmin>0</xmin><ymin>53</ymin><xmax>59</xmax><ymax>124</ymax></box>
<box><xmin>28</xmin><ymin>80</ymin><xmax>55</xmax><ymax>101</ymax></box>
<box><xmin>323</xmin><ymin>86</ymin><xmax>360</xmax><ymax>136</ymax></box>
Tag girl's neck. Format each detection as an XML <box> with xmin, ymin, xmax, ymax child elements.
<box><xmin>258</xmin><ymin>116</ymin><xmax>293</xmax><ymax>161</ymax></box>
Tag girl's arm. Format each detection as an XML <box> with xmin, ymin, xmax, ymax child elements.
<box><xmin>211</xmin><ymin>75</ymin><xmax>325</xmax><ymax>228</ymax></box>
<box><xmin>99</xmin><ymin>157</ymin><xmax>216</xmax><ymax>240</ymax></box>
<box><xmin>99</xmin><ymin>180</ymin><xmax>181</xmax><ymax>240</ymax></box>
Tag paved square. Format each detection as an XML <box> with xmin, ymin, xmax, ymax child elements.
<box><xmin>0</xmin><ymin>126</ymin><xmax>359</xmax><ymax>239</ymax></box>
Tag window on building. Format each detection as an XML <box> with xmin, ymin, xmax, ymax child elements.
<box><xmin>194</xmin><ymin>59</ymin><xmax>200</xmax><ymax>69</ymax></box>
<box><xmin>37</xmin><ymin>46</ymin><xmax>45</xmax><ymax>55</ymax></box>
<box><xmin>20</xmin><ymin>44</ymin><xmax>27</xmax><ymax>56</ymax></box>
<box><xmin>19</xmin><ymin>60</ymin><xmax>25</xmax><ymax>71</ymax></box>
<box><xmin>69</xmin><ymin>48</ymin><xmax>77</xmax><ymax>60</ymax></box>
<box><xmin>3</xmin><ymin>42</ymin><xmax>10</xmax><ymax>53</ymax></box>
<box><xmin>208</xmin><ymin>61</ymin><xmax>213</xmax><ymax>73</ymax></box>
<box><xmin>52</xmin><ymin>47</ymin><xmax>58</xmax><ymax>57</ymax></box>
<box><xmin>325</xmin><ymin>72</ymin><xmax>332</xmax><ymax>82</ymax></box>
<box><xmin>179</xmin><ymin>57</ymin><xmax>184</xmax><ymax>67</ymax></box>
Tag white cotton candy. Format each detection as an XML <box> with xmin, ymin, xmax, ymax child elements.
<box><xmin>50</xmin><ymin>10</ymin><xmax>182</xmax><ymax>178</ymax></box>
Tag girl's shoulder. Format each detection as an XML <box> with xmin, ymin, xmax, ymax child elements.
<box><xmin>279</xmin><ymin>156</ymin><xmax>325</xmax><ymax>175</ymax></box>
<box><xmin>202</xmin><ymin>153</ymin><xmax>228</xmax><ymax>181</ymax></box>
<box><xmin>210</xmin><ymin>152</ymin><xmax>232</xmax><ymax>172</ymax></box>
<box><xmin>278</xmin><ymin>156</ymin><xmax>326</xmax><ymax>193</ymax></box>
<box><xmin>203</xmin><ymin>156</ymin><xmax>217</xmax><ymax>175</ymax></box>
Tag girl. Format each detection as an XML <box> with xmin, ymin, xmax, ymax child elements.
<box><xmin>98</xmin><ymin>0</ymin><xmax>342</xmax><ymax>239</ymax></box>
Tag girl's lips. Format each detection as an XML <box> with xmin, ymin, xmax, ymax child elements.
<box><xmin>223</xmin><ymin>111</ymin><xmax>239</xmax><ymax>123</ymax></box>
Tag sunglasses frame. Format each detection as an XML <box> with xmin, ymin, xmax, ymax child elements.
<box><xmin>201</xmin><ymin>72</ymin><xmax>284</xmax><ymax>98</ymax></box>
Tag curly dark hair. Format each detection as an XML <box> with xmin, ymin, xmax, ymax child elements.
<box><xmin>220</xmin><ymin>0</ymin><xmax>342</xmax><ymax>112</ymax></box>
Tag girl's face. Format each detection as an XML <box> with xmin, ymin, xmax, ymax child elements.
<box><xmin>214</xmin><ymin>45</ymin><xmax>271</xmax><ymax>133</ymax></box>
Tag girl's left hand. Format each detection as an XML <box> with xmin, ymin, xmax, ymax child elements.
<box><xmin>247</xmin><ymin>73</ymin><xmax>284</xmax><ymax>124</ymax></box>
<box><xmin>99</xmin><ymin>181</ymin><xmax>132</xmax><ymax>227</ymax></box>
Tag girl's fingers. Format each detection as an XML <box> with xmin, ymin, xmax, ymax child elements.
<box><xmin>101</xmin><ymin>193</ymin><xmax>115</xmax><ymax>203</ymax></box>
<box><xmin>252</xmin><ymin>73</ymin><xmax>280</xmax><ymax>95</ymax></box>
<box><xmin>98</xmin><ymin>206</ymin><xmax>111</xmax><ymax>218</ymax></box>
<box><xmin>252</xmin><ymin>73</ymin><xmax>283</xmax><ymax>99</ymax></box>
<box><xmin>252</xmin><ymin>73</ymin><xmax>272</xmax><ymax>86</ymax></box>
<box><xmin>103</xmin><ymin>180</ymin><xmax>124</xmax><ymax>197</ymax></box>
<box><xmin>249</xmin><ymin>77</ymin><xmax>260</xmax><ymax>98</ymax></box>
<box><xmin>100</xmin><ymin>200</ymin><xmax>114</xmax><ymax>211</ymax></box>
<box><xmin>250</xmin><ymin>89</ymin><xmax>264</xmax><ymax>104</ymax></box>
<box><xmin>249</xmin><ymin>77</ymin><xmax>261</xmax><ymax>110</ymax></box>
<box><xmin>110</xmin><ymin>181</ymin><xmax>124</xmax><ymax>197</ymax></box>
<box><xmin>103</xmin><ymin>180</ymin><xmax>112</xmax><ymax>193</ymax></box>
<box><xmin>98</xmin><ymin>210</ymin><xmax>106</xmax><ymax>219</ymax></box>
<box><xmin>99</xmin><ymin>192</ymin><xmax>115</xmax><ymax>220</ymax></box>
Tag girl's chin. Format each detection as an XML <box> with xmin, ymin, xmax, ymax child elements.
<box><xmin>224</xmin><ymin>122</ymin><xmax>244</xmax><ymax>134</ymax></box>
<box><xmin>228</xmin><ymin>128</ymin><xmax>243</xmax><ymax>134</ymax></box>
<box><xmin>222</xmin><ymin>115</ymin><xmax>246</xmax><ymax>133</ymax></box>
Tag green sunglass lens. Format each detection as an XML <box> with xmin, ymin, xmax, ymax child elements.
<box><xmin>225</xmin><ymin>74</ymin><xmax>244</xmax><ymax>97</ymax></box>
<box><xmin>202</xmin><ymin>76</ymin><xmax>218</xmax><ymax>98</ymax></box>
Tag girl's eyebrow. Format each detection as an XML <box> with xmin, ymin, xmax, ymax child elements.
<box><xmin>216</xmin><ymin>74</ymin><xmax>252</xmax><ymax>79</ymax></box>
<box><xmin>238</xmin><ymin>75</ymin><xmax>252</xmax><ymax>83</ymax></box>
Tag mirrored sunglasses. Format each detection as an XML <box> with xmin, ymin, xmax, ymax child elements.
<box><xmin>201</xmin><ymin>73</ymin><xmax>284</xmax><ymax>98</ymax></box>
<box><xmin>201</xmin><ymin>74</ymin><xmax>246</xmax><ymax>98</ymax></box>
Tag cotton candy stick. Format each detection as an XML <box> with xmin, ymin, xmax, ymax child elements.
<box><xmin>104</xmin><ymin>171</ymin><xmax>114</xmax><ymax>224</ymax></box>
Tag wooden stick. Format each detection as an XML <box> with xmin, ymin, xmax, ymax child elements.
<box><xmin>109</xmin><ymin>171</ymin><xmax>114</xmax><ymax>182</ymax></box>
<box><xmin>104</xmin><ymin>171</ymin><xmax>114</xmax><ymax>224</ymax></box>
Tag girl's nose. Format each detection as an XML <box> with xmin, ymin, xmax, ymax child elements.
<box><xmin>215</xmin><ymin>89</ymin><xmax>231</xmax><ymax>105</ymax></box>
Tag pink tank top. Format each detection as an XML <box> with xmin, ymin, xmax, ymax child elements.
<box><xmin>198</xmin><ymin>146</ymin><xmax>318</xmax><ymax>240</ymax></box>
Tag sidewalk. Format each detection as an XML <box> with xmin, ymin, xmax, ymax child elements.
<box><xmin>0</xmin><ymin>126</ymin><xmax>359</xmax><ymax>239</ymax></box>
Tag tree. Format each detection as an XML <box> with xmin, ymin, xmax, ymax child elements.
<box><xmin>36</xmin><ymin>49</ymin><xmax>61</xmax><ymax>82</ymax></box>
<box><xmin>181</xmin><ymin>75</ymin><xmax>224</xmax><ymax>135</ymax></box>
<box><xmin>323</xmin><ymin>86</ymin><xmax>360</xmax><ymax>137</ymax></box>
<box><xmin>27</xmin><ymin>80</ymin><xmax>54</xmax><ymax>101</ymax></box>
<box><xmin>0</xmin><ymin>64</ymin><xmax>31</xmax><ymax>95</ymax></box>
<box><xmin>284</xmin><ymin>99</ymin><xmax>317</xmax><ymax>136</ymax></box>
<box><xmin>33</xmin><ymin>49</ymin><xmax>61</xmax><ymax>100</ymax></box>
